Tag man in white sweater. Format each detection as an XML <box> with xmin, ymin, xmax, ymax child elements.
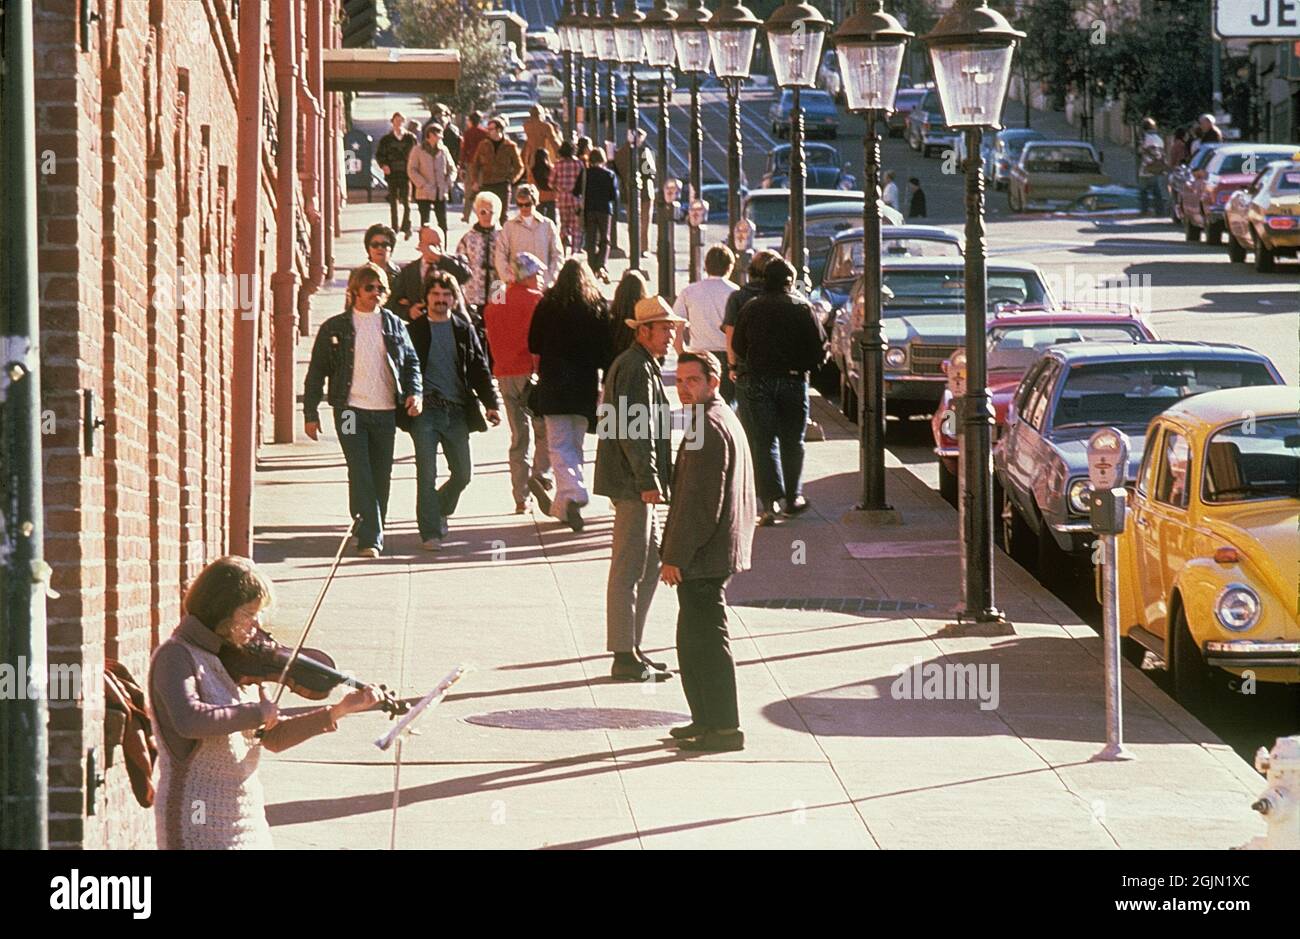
<box><xmin>494</xmin><ymin>183</ymin><xmax>564</xmax><ymax>288</ymax></box>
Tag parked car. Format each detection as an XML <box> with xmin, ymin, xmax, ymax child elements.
<box><xmin>1116</xmin><ymin>385</ymin><xmax>1299</xmax><ymax>703</ymax></box>
<box><xmin>905</xmin><ymin>89</ymin><xmax>959</xmax><ymax>158</ymax></box>
<box><xmin>697</xmin><ymin>179</ymin><xmax>749</xmax><ymax>222</ymax></box>
<box><xmin>929</xmin><ymin>311</ymin><xmax>1158</xmax><ymax>503</ymax></box>
<box><xmin>525</xmin><ymin>29</ymin><xmax>558</xmax><ymax>52</ymax></box>
<box><xmin>1057</xmin><ymin>185</ymin><xmax>1142</xmax><ymax>218</ymax></box>
<box><xmin>1225</xmin><ymin>159</ymin><xmax>1300</xmax><ymax>271</ymax></box>
<box><xmin>1180</xmin><ymin>143</ymin><xmax>1298</xmax><ymax>244</ymax></box>
<box><xmin>769</xmin><ymin>89</ymin><xmax>839</xmax><ymax>140</ymax></box>
<box><xmin>1168</xmin><ymin>143</ymin><xmax>1221</xmax><ymax>225</ymax></box>
<box><xmin>833</xmin><ymin>258</ymin><xmax>1056</xmax><ymax>423</ymax></box>
<box><xmin>633</xmin><ymin>65</ymin><xmax>675</xmax><ymax>102</ymax></box>
<box><xmin>761</xmin><ymin>142</ymin><xmax>844</xmax><ymax>189</ymax></box>
<box><xmin>1008</xmin><ymin>140</ymin><xmax>1110</xmax><ymax>212</ymax></box>
<box><xmin>888</xmin><ymin>87</ymin><xmax>928</xmax><ymax>138</ymax></box>
<box><xmin>494</xmin><ymin>92</ymin><xmax>535</xmax><ymax>113</ymax></box>
<box><xmin>738</xmin><ymin>189</ymin><xmax>865</xmax><ymax>253</ymax></box>
<box><xmin>994</xmin><ymin>342</ymin><xmax>1284</xmax><ymax>584</ymax></box>
<box><xmin>534</xmin><ymin>74</ymin><xmax>564</xmax><ymax>110</ymax></box>
<box><xmin>987</xmin><ymin>128</ymin><xmax>1046</xmax><ymax>190</ymax></box>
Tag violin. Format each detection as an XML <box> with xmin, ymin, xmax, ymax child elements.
<box><xmin>219</xmin><ymin>625</ymin><xmax>410</xmax><ymax>719</ymax></box>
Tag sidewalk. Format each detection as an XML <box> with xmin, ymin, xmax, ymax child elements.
<box><xmin>250</xmin><ymin>201</ymin><xmax>1265</xmax><ymax>850</ymax></box>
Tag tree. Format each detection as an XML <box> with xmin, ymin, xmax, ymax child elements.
<box><xmin>389</xmin><ymin>0</ymin><xmax>506</xmax><ymax>118</ymax></box>
<box><xmin>1104</xmin><ymin>1</ymin><xmax>1214</xmax><ymax>131</ymax></box>
<box><xmin>1014</xmin><ymin>0</ymin><xmax>1092</xmax><ymax>111</ymax></box>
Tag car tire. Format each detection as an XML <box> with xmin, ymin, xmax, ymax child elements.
<box><xmin>994</xmin><ymin>179</ymin><xmax>1006</xmax><ymax>192</ymax></box>
<box><xmin>1184</xmin><ymin>216</ymin><xmax>1201</xmax><ymax>242</ymax></box>
<box><xmin>937</xmin><ymin>459</ymin><xmax>957</xmax><ymax>508</ymax></box>
<box><xmin>1169</xmin><ymin>601</ymin><xmax>1212</xmax><ymax>706</ymax></box>
<box><xmin>1205</xmin><ymin>219</ymin><xmax>1224</xmax><ymax>245</ymax></box>
<box><xmin>840</xmin><ymin>372</ymin><xmax>858</xmax><ymax>422</ymax></box>
<box><xmin>1254</xmin><ymin>229</ymin><xmax>1276</xmax><ymax>272</ymax></box>
<box><xmin>1000</xmin><ymin>492</ymin><xmax>1037</xmax><ymax>571</ymax></box>
<box><xmin>1035</xmin><ymin>516</ymin><xmax>1070</xmax><ymax>590</ymax></box>
<box><xmin>1227</xmin><ymin>232</ymin><xmax>1247</xmax><ymax>263</ymax></box>
<box><xmin>1170</xmin><ymin>201</ymin><xmax>1182</xmax><ymax>225</ymax></box>
<box><xmin>1008</xmin><ymin>188</ymin><xmax>1021</xmax><ymax>212</ymax></box>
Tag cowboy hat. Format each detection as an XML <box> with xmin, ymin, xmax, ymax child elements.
<box><xmin>625</xmin><ymin>296</ymin><xmax>686</xmax><ymax>330</ymax></box>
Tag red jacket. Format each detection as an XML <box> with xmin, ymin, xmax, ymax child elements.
<box><xmin>484</xmin><ymin>282</ymin><xmax>543</xmax><ymax>377</ymax></box>
<box><xmin>461</xmin><ymin>125</ymin><xmax>489</xmax><ymax>170</ymax></box>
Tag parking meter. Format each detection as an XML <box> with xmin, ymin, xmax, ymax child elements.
<box><xmin>1086</xmin><ymin>427</ymin><xmax>1130</xmax><ymax>535</ymax></box>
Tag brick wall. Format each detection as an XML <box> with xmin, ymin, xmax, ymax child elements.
<box><xmin>34</xmin><ymin>0</ymin><xmax>293</xmax><ymax>849</ymax></box>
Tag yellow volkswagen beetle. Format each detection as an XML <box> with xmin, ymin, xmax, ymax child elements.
<box><xmin>1116</xmin><ymin>385</ymin><xmax>1300</xmax><ymax>703</ymax></box>
<box><xmin>1224</xmin><ymin>159</ymin><xmax>1300</xmax><ymax>272</ymax></box>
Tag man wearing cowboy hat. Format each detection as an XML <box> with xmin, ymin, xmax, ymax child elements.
<box><xmin>593</xmin><ymin>296</ymin><xmax>685</xmax><ymax>682</ymax></box>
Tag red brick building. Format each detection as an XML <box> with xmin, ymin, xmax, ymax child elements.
<box><xmin>34</xmin><ymin>0</ymin><xmax>339</xmax><ymax>849</ymax></box>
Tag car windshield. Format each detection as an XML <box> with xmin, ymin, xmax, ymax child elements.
<box><xmin>824</xmin><ymin>238</ymin><xmax>962</xmax><ymax>281</ymax></box>
<box><xmin>987</xmin><ymin>325</ymin><xmax>1144</xmax><ymax>372</ymax></box>
<box><xmin>1273</xmin><ymin>169</ymin><xmax>1300</xmax><ymax>192</ymax></box>
<box><xmin>1003</xmin><ymin>133</ymin><xmax>1044</xmax><ymax>155</ymax></box>
<box><xmin>746</xmin><ymin>198</ymin><xmax>790</xmax><ymax>234</ymax></box>
<box><xmin>772</xmin><ymin>148</ymin><xmax>837</xmax><ymax>169</ymax></box>
<box><xmin>879</xmin><ymin>270</ymin><xmax>1047</xmax><ymax>312</ymax></box>
<box><xmin>1187</xmin><ymin>146</ymin><xmax>1219</xmax><ymax>171</ymax></box>
<box><xmin>1217</xmin><ymin>151</ymin><xmax>1295</xmax><ymax>174</ymax></box>
<box><xmin>1024</xmin><ymin>146</ymin><xmax>1101</xmax><ymax>174</ymax></box>
<box><xmin>1051</xmin><ymin>360</ymin><xmax>1277</xmax><ymax>430</ymax></box>
<box><xmin>1203</xmin><ymin>416</ymin><xmax>1300</xmax><ymax>503</ymax></box>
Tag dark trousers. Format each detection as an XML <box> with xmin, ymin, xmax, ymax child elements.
<box><xmin>584</xmin><ymin>212</ymin><xmax>611</xmax><ymax>272</ymax></box>
<box><xmin>743</xmin><ymin>372</ymin><xmax>809</xmax><ymax>507</ymax></box>
<box><xmin>483</xmin><ymin>183</ymin><xmax>510</xmax><ymax>223</ymax></box>
<box><xmin>417</xmin><ymin>199</ymin><xmax>448</xmax><ymax>234</ymax></box>
<box><xmin>388</xmin><ymin>182</ymin><xmax>411</xmax><ymax>234</ymax></box>
<box><xmin>676</xmin><ymin>576</ymin><xmax>739</xmax><ymax>731</ymax></box>
<box><xmin>409</xmin><ymin>403</ymin><xmax>473</xmax><ymax>540</ymax></box>
<box><xmin>333</xmin><ymin>407</ymin><xmax>398</xmax><ymax>551</ymax></box>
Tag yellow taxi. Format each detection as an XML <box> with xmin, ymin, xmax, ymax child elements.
<box><xmin>1116</xmin><ymin>386</ymin><xmax>1300</xmax><ymax>703</ymax></box>
<box><xmin>1224</xmin><ymin>158</ymin><xmax>1300</xmax><ymax>272</ymax></box>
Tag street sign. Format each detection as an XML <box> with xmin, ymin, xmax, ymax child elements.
<box><xmin>1214</xmin><ymin>0</ymin><xmax>1300</xmax><ymax>39</ymax></box>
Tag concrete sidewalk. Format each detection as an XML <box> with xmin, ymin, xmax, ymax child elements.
<box><xmin>250</xmin><ymin>202</ymin><xmax>1264</xmax><ymax>850</ymax></box>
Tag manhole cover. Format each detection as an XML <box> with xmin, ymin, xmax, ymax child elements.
<box><xmin>463</xmin><ymin>707</ymin><xmax>690</xmax><ymax>731</ymax></box>
<box><xmin>736</xmin><ymin>597</ymin><xmax>932</xmax><ymax>613</ymax></box>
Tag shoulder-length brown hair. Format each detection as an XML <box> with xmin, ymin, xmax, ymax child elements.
<box><xmin>182</xmin><ymin>556</ymin><xmax>274</xmax><ymax>633</ymax></box>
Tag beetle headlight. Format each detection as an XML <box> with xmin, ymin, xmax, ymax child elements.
<box><xmin>1215</xmin><ymin>584</ymin><xmax>1261</xmax><ymax>632</ymax></box>
<box><xmin>1067</xmin><ymin>479</ymin><xmax>1092</xmax><ymax>515</ymax></box>
<box><xmin>885</xmin><ymin>347</ymin><xmax>907</xmax><ymax>368</ymax></box>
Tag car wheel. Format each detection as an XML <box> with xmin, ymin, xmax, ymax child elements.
<box><xmin>1206</xmin><ymin>219</ymin><xmax>1224</xmax><ymax>245</ymax></box>
<box><xmin>840</xmin><ymin>371</ymin><xmax>858</xmax><ymax>422</ymax></box>
<box><xmin>1184</xmin><ymin>215</ymin><xmax>1202</xmax><ymax>242</ymax></box>
<box><xmin>1227</xmin><ymin>231</ymin><xmax>1246</xmax><ymax>263</ymax></box>
<box><xmin>994</xmin><ymin>179</ymin><xmax>1006</xmax><ymax>192</ymax></box>
<box><xmin>1035</xmin><ymin>517</ymin><xmax>1070</xmax><ymax>590</ymax></box>
<box><xmin>937</xmin><ymin>459</ymin><xmax>957</xmax><ymax>508</ymax></box>
<box><xmin>1170</xmin><ymin>201</ymin><xmax>1182</xmax><ymax>225</ymax></box>
<box><xmin>1008</xmin><ymin>188</ymin><xmax>1021</xmax><ymax>212</ymax></box>
<box><xmin>1169</xmin><ymin>601</ymin><xmax>1212</xmax><ymax>706</ymax></box>
<box><xmin>1000</xmin><ymin>492</ymin><xmax>1037</xmax><ymax>571</ymax></box>
<box><xmin>1254</xmin><ymin>229</ymin><xmax>1276</xmax><ymax>272</ymax></box>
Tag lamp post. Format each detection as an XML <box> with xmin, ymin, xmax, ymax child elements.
<box><xmin>643</xmin><ymin>0</ymin><xmax>678</xmax><ymax>299</ymax></box>
<box><xmin>558</xmin><ymin>0</ymin><xmax>577</xmax><ymax>137</ymax></box>
<box><xmin>833</xmin><ymin>0</ymin><xmax>911</xmax><ymax>519</ymax></box>
<box><xmin>922</xmin><ymin>0</ymin><xmax>1023</xmax><ymax>625</ymax></box>
<box><xmin>579</xmin><ymin>0</ymin><xmax>597</xmax><ymax>142</ymax></box>
<box><xmin>615</xmin><ymin>0</ymin><xmax>647</xmax><ymax>273</ymax></box>
<box><xmin>707</xmin><ymin>0</ymin><xmax>760</xmax><ymax>252</ymax></box>
<box><xmin>598</xmin><ymin>0</ymin><xmax>623</xmax><ymax>258</ymax></box>
<box><xmin>765</xmin><ymin>2</ymin><xmax>829</xmax><ymax>292</ymax></box>
<box><xmin>673</xmin><ymin>0</ymin><xmax>712</xmax><ymax>285</ymax></box>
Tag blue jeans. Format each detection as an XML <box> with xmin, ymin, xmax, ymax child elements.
<box><xmin>1138</xmin><ymin>174</ymin><xmax>1166</xmax><ymax>216</ymax></box>
<box><xmin>742</xmin><ymin>373</ymin><xmax>809</xmax><ymax>508</ymax></box>
<box><xmin>410</xmin><ymin>403</ymin><xmax>473</xmax><ymax>540</ymax></box>
<box><xmin>334</xmin><ymin>408</ymin><xmax>397</xmax><ymax>551</ymax></box>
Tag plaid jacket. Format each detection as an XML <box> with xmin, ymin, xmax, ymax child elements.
<box><xmin>552</xmin><ymin>157</ymin><xmax>583</xmax><ymax>206</ymax></box>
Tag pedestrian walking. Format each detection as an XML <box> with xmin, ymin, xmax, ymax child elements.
<box><xmin>608</xmin><ymin>269</ymin><xmax>646</xmax><ymax>358</ymax></box>
<box><xmin>483</xmin><ymin>252</ymin><xmax>553</xmax><ymax>514</ymax></box>
<box><xmin>722</xmin><ymin>248</ymin><xmax>781</xmax><ymax>408</ymax></box>
<box><xmin>1190</xmin><ymin>113</ymin><xmax>1223</xmax><ymax>156</ymax></box>
<box><xmin>363</xmin><ymin>223</ymin><xmax>401</xmax><ymax>290</ymax></box>
<box><xmin>403</xmin><ymin>270</ymin><xmax>502</xmax><ymax>550</ymax></box>
<box><xmin>594</xmin><ymin>295</ymin><xmax>684</xmax><ymax>683</ymax></box>
<box><xmin>527</xmin><ymin>259</ymin><xmax>614</xmax><ymax>531</ymax></box>
<box><xmin>552</xmin><ymin>139</ymin><xmax>585</xmax><ymax>253</ymax></box>
<box><xmin>614</xmin><ymin>127</ymin><xmax>655</xmax><ymax>250</ymax></box>
<box><xmin>532</xmin><ymin>148</ymin><xmax>557</xmax><ymax>223</ymax></box>
<box><xmin>392</xmin><ymin>226</ymin><xmax>471</xmax><ymax>320</ymax></box>
<box><xmin>661</xmin><ymin>351</ymin><xmax>756</xmax><ymax>752</ymax></box>
<box><xmin>494</xmin><ymin>183</ymin><xmax>564</xmax><ymax>288</ymax></box>
<box><xmin>149</xmin><ymin>556</ymin><xmax>384</xmax><ymax>849</ymax></box>
<box><xmin>882</xmin><ymin>170</ymin><xmax>900</xmax><ymax>213</ymax></box>
<box><xmin>433</xmin><ymin>104</ymin><xmax>461</xmax><ymax>166</ymax></box>
<box><xmin>303</xmin><ymin>264</ymin><xmax>422</xmax><ymax>557</ymax></box>
<box><xmin>375</xmin><ymin>112</ymin><xmax>416</xmax><ymax>238</ymax></box>
<box><xmin>577</xmin><ymin>148</ymin><xmax>619</xmax><ymax>282</ymax></box>
<box><xmin>455</xmin><ymin>191</ymin><xmax>504</xmax><ymax>317</ymax></box>
<box><xmin>460</xmin><ymin>112</ymin><xmax>489</xmax><ymax>223</ymax></box>
<box><xmin>407</xmin><ymin>123</ymin><xmax>458</xmax><ymax>235</ymax></box>
<box><xmin>731</xmin><ymin>258</ymin><xmax>827</xmax><ymax>526</ymax></box>
<box><xmin>907</xmin><ymin>177</ymin><xmax>927</xmax><ymax>219</ymax></box>
<box><xmin>1167</xmin><ymin>127</ymin><xmax>1189</xmax><ymax>169</ymax></box>
<box><xmin>1137</xmin><ymin>117</ymin><xmax>1168</xmax><ymax>217</ymax></box>
<box><xmin>471</xmin><ymin>118</ymin><xmax>525</xmax><ymax>224</ymax></box>
<box><xmin>673</xmin><ymin>242</ymin><xmax>739</xmax><ymax>404</ymax></box>
<box><xmin>522</xmin><ymin>104</ymin><xmax>562</xmax><ymax>179</ymax></box>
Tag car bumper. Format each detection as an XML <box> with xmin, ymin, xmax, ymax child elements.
<box><xmin>1261</xmin><ymin>230</ymin><xmax>1300</xmax><ymax>251</ymax></box>
<box><xmin>921</xmin><ymin>131</ymin><xmax>958</xmax><ymax>149</ymax></box>
<box><xmin>884</xmin><ymin>376</ymin><xmax>945</xmax><ymax>401</ymax></box>
<box><xmin>1204</xmin><ymin>640</ymin><xmax>1300</xmax><ymax>669</ymax></box>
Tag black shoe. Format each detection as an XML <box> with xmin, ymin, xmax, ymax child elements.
<box><xmin>677</xmin><ymin>729</ymin><xmax>745</xmax><ymax>751</ymax></box>
<box><xmin>784</xmin><ymin>496</ymin><xmax>810</xmax><ymax>516</ymax></box>
<box><xmin>668</xmin><ymin>723</ymin><xmax>707</xmax><ymax>739</ymax></box>
<box><xmin>611</xmin><ymin>660</ymin><xmax>673</xmax><ymax>682</ymax></box>
<box><xmin>636</xmin><ymin>648</ymin><xmax>669</xmax><ymax>671</ymax></box>
<box><xmin>565</xmin><ymin>501</ymin><xmax>584</xmax><ymax>532</ymax></box>
<box><xmin>528</xmin><ymin>477</ymin><xmax>553</xmax><ymax>516</ymax></box>
<box><xmin>757</xmin><ymin>511</ymin><xmax>779</xmax><ymax>527</ymax></box>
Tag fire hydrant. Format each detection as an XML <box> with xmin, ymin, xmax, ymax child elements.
<box><xmin>1241</xmin><ymin>736</ymin><xmax>1300</xmax><ymax>850</ymax></box>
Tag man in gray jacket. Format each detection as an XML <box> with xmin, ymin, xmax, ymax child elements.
<box><xmin>594</xmin><ymin>296</ymin><xmax>683</xmax><ymax>682</ymax></box>
<box><xmin>660</xmin><ymin>351</ymin><xmax>756</xmax><ymax>751</ymax></box>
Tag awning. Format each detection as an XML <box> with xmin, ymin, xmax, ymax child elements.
<box><xmin>322</xmin><ymin>48</ymin><xmax>460</xmax><ymax>95</ymax></box>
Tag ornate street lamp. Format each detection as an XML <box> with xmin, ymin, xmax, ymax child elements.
<box><xmin>765</xmin><ymin>1</ymin><xmax>829</xmax><ymax>292</ymax></box>
<box><xmin>557</xmin><ymin>0</ymin><xmax>578</xmax><ymax>136</ymax></box>
<box><xmin>643</xmin><ymin>0</ymin><xmax>677</xmax><ymax>299</ymax></box>
<box><xmin>577</xmin><ymin>0</ymin><xmax>596</xmax><ymax>138</ymax></box>
<box><xmin>706</xmin><ymin>0</ymin><xmax>760</xmax><ymax>251</ymax></box>
<box><xmin>833</xmin><ymin>0</ymin><xmax>912</xmax><ymax>520</ymax></box>
<box><xmin>923</xmin><ymin>0</ymin><xmax>1023</xmax><ymax>626</ymax></box>
<box><xmin>673</xmin><ymin>0</ymin><xmax>712</xmax><ymax>285</ymax></box>
<box><xmin>598</xmin><ymin>0</ymin><xmax>623</xmax><ymax>257</ymax></box>
<box><xmin>615</xmin><ymin>0</ymin><xmax>647</xmax><ymax>273</ymax></box>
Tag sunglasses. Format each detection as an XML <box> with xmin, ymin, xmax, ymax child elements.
<box><xmin>360</xmin><ymin>283</ymin><xmax>383</xmax><ymax>294</ymax></box>
<box><xmin>516</xmin><ymin>201</ymin><xmax>534</xmax><ymax>208</ymax></box>
<box><xmin>368</xmin><ymin>241</ymin><xmax>394</xmax><ymax>250</ymax></box>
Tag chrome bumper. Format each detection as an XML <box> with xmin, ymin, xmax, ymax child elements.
<box><xmin>1204</xmin><ymin>640</ymin><xmax>1300</xmax><ymax>669</ymax></box>
<box><xmin>1051</xmin><ymin>520</ymin><xmax>1093</xmax><ymax>533</ymax></box>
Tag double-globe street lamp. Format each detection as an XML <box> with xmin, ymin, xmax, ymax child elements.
<box><xmin>673</xmin><ymin>0</ymin><xmax>712</xmax><ymax>285</ymax></box>
<box><xmin>833</xmin><ymin>0</ymin><xmax>912</xmax><ymax>519</ymax></box>
<box><xmin>576</xmin><ymin>0</ymin><xmax>596</xmax><ymax>140</ymax></box>
<box><xmin>706</xmin><ymin>0</ymin><xmax>760</xmax><ymax>253</ymax></box>
<box><xmin>765</xmin><ymin>2</ymin><xmax>829</xmax><ymax>293</ymax></box>
<box><xmin>643</xmin><ymin>0</ymin><xmax>678</xmax><ymax>300</ymax></box>
<box><xmin>597</xmin><ymin>0</ymin><xmax>623</xmax><ymax>258</ymax></box>
<box><xmin>922</xmin><ymin>0</ymin><xmax>1024</xmax><ymax>625</ymax></box>
<box><xmin>615</xmin><ymin>0</ymin><xmax>647</xmax><ymax>274</ymax></box>
<box><xmin>557</xmin><ymin>0</ymin><xmax>577</xmax><ymax>137</ymax></box>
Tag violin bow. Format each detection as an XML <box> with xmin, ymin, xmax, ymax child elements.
<box><xmin>267</xmin><ymin>515</ymin><xmax>360</xmax><ymax>710</ymax></box>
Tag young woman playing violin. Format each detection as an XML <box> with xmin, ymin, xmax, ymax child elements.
<box><xmin>148</xmin><ymin>555</ymin><xmax>383</xmax><ymax>850</ymax></box>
